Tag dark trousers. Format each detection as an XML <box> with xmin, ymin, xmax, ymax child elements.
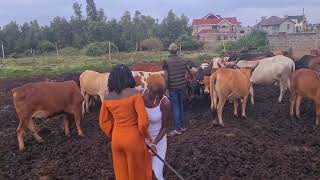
<box><xmin>169</xmin><ymin>90</ymin><xmax>184</xmax><ymax>130</ymax></box>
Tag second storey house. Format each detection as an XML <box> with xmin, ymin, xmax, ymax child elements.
<box><xmin>192</xmin><ymin>13</ymin><xmax>241</xmax><ymax>43</ymax></box>
<box><xmin>257</xmin><ymin>16</ymin><xmax>296</xmax><ymax>34</ymax></box>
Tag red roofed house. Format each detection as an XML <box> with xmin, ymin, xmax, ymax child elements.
<box><xmin>192</xmin><ymin>13</ymin><xmax>241</xmax><ymax>43</ymax></box>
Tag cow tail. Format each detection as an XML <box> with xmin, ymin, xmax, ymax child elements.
<box><xmin>210</xmin><ymin>73</ymin><xmax>218</xmax><ymax>110</ymax></box>
<box><xmin>288</xmin><ymin>61</ymin><xmax>296</xmax><ymax>91</ymax></box>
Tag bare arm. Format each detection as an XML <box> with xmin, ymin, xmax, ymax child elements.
<box><xmin>153</xmin><ymin>98</ymin><xmax>171</xmax><ymax>145</ymax></box>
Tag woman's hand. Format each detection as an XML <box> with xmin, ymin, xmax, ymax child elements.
<box><xmin>148</xmin><ymin>144</ymin><xmax>157</xmax><ymax>156</ymax></box>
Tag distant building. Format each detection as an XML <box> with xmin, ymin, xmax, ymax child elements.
<box><xmin>257</xmin><ymin>16</ymin><xmax>296</xmax><ymax>34</ymax></box>
<box><xmin>192</xmin><ymin>13</ymin><xmax>241</xmax><ymax>43</ymax></box>
<box><xmin>288</xmin><ymin>15</ymin><xmax>308</xmax><ymax>32</ymax></box>
<box><xmin>240</xmin><ymin>26</ymin><xmax>253</xmax><ymax>35</ymax></box>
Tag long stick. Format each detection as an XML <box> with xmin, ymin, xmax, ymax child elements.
<box><xmin>146</xmin><ymin>144</ymin><xmax>185</xmax><ymax>180</ymax></box>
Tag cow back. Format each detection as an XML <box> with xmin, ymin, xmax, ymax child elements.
<box><xmin>12</xmin><ymin>81</ymin><xmax>83</xmax><ymax>116</ymax></box>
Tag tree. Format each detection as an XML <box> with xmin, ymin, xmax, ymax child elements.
<box><xmin>50</xmin><ymin>17</ymin><xmax>72</xmax><ymax>48</ymax></box>
<box><xmin>1</xmin><ymin>21</ymin><xmax>24</xmax><ymax>54</ymax></box>
<box><xmin>72</xmin><ymin>2</ymin><xmax>83</xmax><ymax>21</ymax></box>
<box><xmin>97</xmin><ymin>8</ymin><xmax>106</xmax><ymax>22</ymax></box>
<box><xmin>86</xmin><ymin>0</ymin><xmax>98</xmax><ymax>21</ymax></box>
<box><xmin>119</xmin><ymin>11</ymin><xmax>134</xmax><ymax>51</ymax></box>
<box><xmin>157</xmin><ymin>10</ymin><xmax>192</xmax><ymax>48</ymax></box>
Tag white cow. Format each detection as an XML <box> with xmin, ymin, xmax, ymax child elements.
<box><xmin>237</xmin><ymin>55</ymin><xmax>295</xmax><ymax>104</ymax></box>
<box><xmin>79</xmin><ymin>70</ymin><xmax>110</xmax><ymax>114</ymax></box>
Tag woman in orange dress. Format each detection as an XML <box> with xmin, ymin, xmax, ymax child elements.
<box><xmin>99</xmin><ymin>64</ymin><xmax>153</xmax><ymax>180</ymax></box>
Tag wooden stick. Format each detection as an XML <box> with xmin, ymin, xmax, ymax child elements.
<box><xmin>146</xmin><ymin>144</ymin><xmax>185</xmax><ymax>180</ymax></box>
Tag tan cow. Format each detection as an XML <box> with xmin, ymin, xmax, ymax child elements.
<box><xmin>12</xmin><ymin>81</ymin><xmax>84</xmax><ymax>151</ymax></box>
<box><xmin>79</xmin><ymin>70</ymin><xmax>110</xmax><ymax>114</ymax></box>
<box><xmin>209</xmin><ymin>62</ymin><xmax>258</xmax><ymax>126</ymax></box>
<box><xmin>290</xmin><ymin>69</ymin><xmax>320</xmax><ymax>125</ymax></box>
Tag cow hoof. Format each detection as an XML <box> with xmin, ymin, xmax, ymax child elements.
<box><xmin>296</xmin><ymin>115</ymin><xmax>301</xmax><ymax>120</ymax></box>
<box><xmin>219</xmin><ymin>123</ymin><xmax>225</xmax><ymax>127</ymax></box>
<box><xmin>234</xmin><ymin>113</ymin><xmax>239</xmax><ymax>117</ymax></box>
<box><xmin>19</xmin><ymin>147</ymin><xmax>26</xmax><ymax>152</ymax></box>
<box><xmin>242</xmin><ymin>115</ymin><xmax>247</xmax><ymax>119</ymax></box>
<box><xmin>78</xmin><ymin>133</ymin><xmax>85</xmax><ymax>137</ymax></box>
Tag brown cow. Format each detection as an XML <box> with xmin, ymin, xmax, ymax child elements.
<box><xmin>209</xmin><ymin>62</ymin><xmax>258</xmax><ymax>126</ymax></box>
<box><xmin>132</xmin><ymin>71</ymin><xmax>164</xmax><ymax>90</ymax></box>
<box><xmin>290</xmin><ymin>69</ymin><xmax>320</xmax><ymax>125</ymax></box>
<box><xmin>12</xmin><ymin>81</ymin><xmax>84</xmax><ymax>151</ymax></box>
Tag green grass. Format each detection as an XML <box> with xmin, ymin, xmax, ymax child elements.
<box><xmin>0</xmin><ymin>51</ymin><xmax>218</xmax><ymax>79</ymax></box>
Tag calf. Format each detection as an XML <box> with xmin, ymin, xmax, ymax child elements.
<box><xmin>79</xmin><ymin>70</ymin><xmax>110</xmax><ymax>114</ymax></box>
<box><xmin>12</xmin><ymin>81</ymin><xmax>84</xmax><ymax>151</ymax></box>
<box><xmin>290</xmin><ymin>69</ymin><xmax>320</xmax><ymax>125</ymax></box>
<box><xmin>209</xmin><ymin>62</ymin><xmax>258</xmax><ymax>126</ymax></box>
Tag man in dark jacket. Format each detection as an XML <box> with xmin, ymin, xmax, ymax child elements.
<box><xmin>163</xmin><ymin>43</ymin><xmax>189</xmax><ymax>136</ymax></box>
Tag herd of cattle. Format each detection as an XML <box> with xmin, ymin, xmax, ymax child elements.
<box><xmin>8</xmin><ymin>51</ymin><xmax>320</xmax><ymax>151</ymax></box>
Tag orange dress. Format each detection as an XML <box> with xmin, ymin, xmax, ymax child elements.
<box><xmin>99</xmin><ymin>93</ymin><xmax>152</xmax><ymax>180</ymax></box>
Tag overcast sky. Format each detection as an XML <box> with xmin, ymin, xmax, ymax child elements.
<box><xmin>1</xmin><ymin>0</ymin><xmax>320</xmax><ymax>27</ymax></box>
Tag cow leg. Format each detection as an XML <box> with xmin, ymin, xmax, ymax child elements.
<box><xmin>316</xmin><ymin>103</ymin><xmax>320</xmax><ymax>126</ymax></box>
<box><xmin>233</xmin><ymin>99</ymin><xmax>238</xmax><ymax>117</ymax></box>
<box><xmin>295</xmin><ymin>95</ymin><xmax>302</xmax><ymax>119</ymax></box>
<box><xmin>217</xmin><ymin>97</ymin><xmax>227</xmax><ymax>127</ymax></box>
<box><xmin>16</xmin><ymin>117</ymin><xmax>27</xmax><ymax>151</ymax></box>
<box><xmin>249</xmin><ymin>84</ymin><xmax>254</xmax><ymax>105</ymax></box>
<box><xmin>290</xmin><ymin>92</ymin><xmax>297</xmax><ymax>118</ymax></box>
<box><xmin>81</xmin><ymin>89</ymin><xmax>86</xmax><ymax>115</ymax></box>
<box><xmin>278</xmin><ymin>80</ymin><xmax>287</xmax><ymax>103</ymax></box>
<box><xmin>28</xmin><ymin>119</ymin><xmax>44</xmax><ymax>144</ymax></box>
<box><xmin>63</xmin><ymin>115</ymin><xmax>70</xmax><ymax>136</ymax></box>
<box><xmin>241</xmin><ymin>96</ymin><xmax>249</xmax><ymax>118</ymax></box>
<box><xmin>74</xmin><ymin>111</ymin><xmax>84</xmax><ymax>137</ymax></box>
<box><xmin>85</xmin><ymin>94</ymin><xmax>90</xmax><ymax>113</ymax></box>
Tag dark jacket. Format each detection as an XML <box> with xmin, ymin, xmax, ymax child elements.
<box><xmin>163</xmin><ymin>54</ymin><xmax>187</xmax><ymax>90</ymax></box>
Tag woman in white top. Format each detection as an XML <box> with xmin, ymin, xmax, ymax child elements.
<box><xmin>142</xmin><ymin>74</ymin><xmax>172</xmax><ymax>180</ymax></box>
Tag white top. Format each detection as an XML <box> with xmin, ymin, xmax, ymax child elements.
<box><xmin>142</xmin><ymin>89</ymin><xmax>167</xmax><ymax>140</ymax></box>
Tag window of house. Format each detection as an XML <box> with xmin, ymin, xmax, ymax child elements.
<box><xmin>217</xmin><ymin>36</ymin><xmax>221</xmax><ymax>41</ymax></box>
<box><xmin>221</xmin><ymin>25</ymin><xmax>226</xmax><ymax>29</ymax></box>
<box><xmin>272</xmin><ymin>26</ymin><xmax>277</xmax><ymax>30</ymax></box>
<box><xmin>224</xmin><ymin>35</ymin><xmax>228</xmax><ymax>40</ymax></box>
<box><xmin>212</xmin><ymin>25</ymin><xmax>218</xmax><ymax>30</ymax></box>
<box><xmin>287</xmin><ymin>24</ymin><xmax>290</xmax><ymax>30</ymax></box>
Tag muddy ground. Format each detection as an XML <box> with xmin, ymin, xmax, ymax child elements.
<box><xmin>1</xmin><ymin>73</ymin><xmax>320</xmax><ymax>180</ymax></box>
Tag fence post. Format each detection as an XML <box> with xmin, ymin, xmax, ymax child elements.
<box><xmin>109</xmin><ymin>42</ymin><xmax>111</xmax><ymax>61</ymax></box>
<box><xmin>1</xmin><ymin>42</ymin><xmax>4</xmax><ymax>59</ymax></box>
<box><xmin>179</xmin><ymin>43</ymin><xmax>182</xmax><ymax>54</ymax></box>
<box><xmin>55</xmin><ymin>42</ymin><xmax>59</xmax><ymax>57</ymax></box>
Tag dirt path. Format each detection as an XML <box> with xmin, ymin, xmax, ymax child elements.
<box><xmin>1</xmin><ymin>75</ymin><xmax>319</xmax><ymax>180</ymax></box>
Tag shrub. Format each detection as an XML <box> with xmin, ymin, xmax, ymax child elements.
<box><xmin>60</xmin><ymin>47</ymin><xmax>82</xmax><ymax>56</ymax></box>
<box><xmin>85</xmin><ymin>41</ymin><xmax>118</xmax><ymax>56</ymax></box>
<box><xmin>177</xmin><ymin>34</ymin><xmax>203</xmax><ymax>51</ymax></box>
<box><xmin>141</xmin><ymin>38</ymin><xmax>163</xmax><ymax>51</ymax></box>
<box><xmin>215</xmin><ymin>30</ymin><xmax>267</xmax><ymax>55</ymax></box>
<box><xmin>38</xmin><ymin>40</ymin><xmax>56</xmax><ymax>53</ymax></box>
